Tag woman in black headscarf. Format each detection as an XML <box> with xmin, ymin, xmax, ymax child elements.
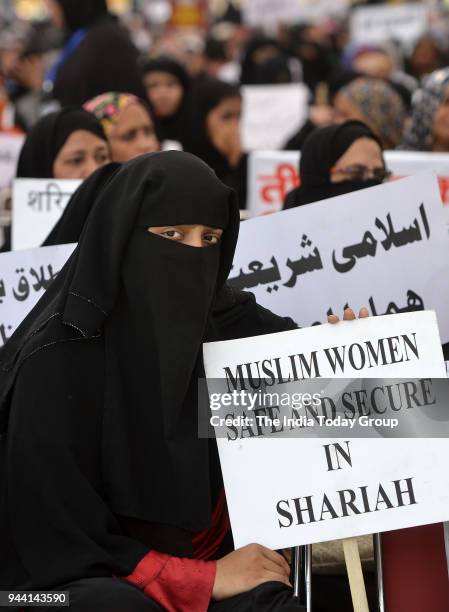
<box><xmin>1</xmin><ymin>108</ymin><xmax>110</xmax><ymax>253</ymax></box>
<box><xmin>45</xmin><ymin>0</ymin><xmax>145</xmax><ymax>106</ymax></box>
<box><xmin>240</xmin><ymin>35</ymin><xmax>289</xmax><ymax>86</ymax></box>
<box><xmin>284</xmin><ymin>120</ymin><xmax>389</xmax><ymax>209</ymax></box>
<box><xmin>185</xmin><ymin>78</ymin><xmax>247</xmax><ymax>208</ymax></box>
<box><xmin>0</xmin><ymin>151</ymin><xmax>307</xmax><ymax>612</ymax></box>
<box><xmin>16</xmin><ymin>107</ymin><xmax>111</xmax><ymax>180</ymax></box>
<box><xmin>142</xmin><ymin>56</ymin><xmax>191</xmax><ymax>148</ymax></box>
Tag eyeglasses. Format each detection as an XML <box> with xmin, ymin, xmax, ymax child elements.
<box><xmin>330</xmin><ymin>164</ymin><xmax>392</xmax><ymax>183</ymax></box>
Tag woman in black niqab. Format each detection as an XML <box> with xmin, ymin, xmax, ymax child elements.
<box><xmin>284</xmin><ymin>121</ymin><xmax>386</xmax><ymax>208</ymax></box>
<box><xmin>0</xmin><ymin>152</ymin><xmax>301</xmax><ymax>611</ymax></box>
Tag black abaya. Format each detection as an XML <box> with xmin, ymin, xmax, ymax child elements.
<box><xmin>52</xmin><ymin>17</ymin><xmax>145</xmax><ymax>106</ymax></box>
<box><xmin>1</xmin><ymin>152</ymin><xmax>300</xmax><ymax>611</ymax></box>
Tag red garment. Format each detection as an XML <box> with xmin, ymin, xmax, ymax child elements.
<box><xmin>120</xmin><ymin>488</ymin><xmax>230</xmax><ymax>610</ymax></box>
<box><xmin>383</xmin><ymin>524</ymin><xmax>449</xmax><ymax>612</ymax></box>
<box><xmin>192</xmin><ymin>488</ymin><xmax>231</xmax><ymax>560</ymax></box>
<box><xmin>122</xmin><ymin>550</ymin><xmax>216</xmax><ymax>612</ymax></box>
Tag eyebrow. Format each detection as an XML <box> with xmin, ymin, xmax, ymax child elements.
<box><xmin>63</xmin><ymin>145</ymin><xmax>108</xmax><ymax>157</ymax></box>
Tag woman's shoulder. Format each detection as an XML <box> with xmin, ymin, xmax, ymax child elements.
<box><xmin>0</xmin><ymin>316</ymin><xmax>104</xmax><ymax>433</ymax></box>
<box><xmin>86</xmin><ymin>17</ymin><xmax>136</xmax><ymax>49</ymax></box>
<box><xmin>0</xmin><ymin>315</ymin><xmax>104</xmax><ymax>399</ymax></box>
<box><xmin>214</xmin><ymin>284</ymin><xmax>298</xmax><ymax>340</ymax></box>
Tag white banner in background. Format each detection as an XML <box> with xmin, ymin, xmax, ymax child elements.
<box><xmin>12</xmin><ymin>178</ymin><xmax>81</xmax><ymax>250</ymax></box>
<box><xmin>247</xmin><ymin>150</ymin><xmax>449</xmax><ymax>221</ymax></box>
<box><xmin>0</xmin><ymin>133</ymin><xmax>24</xmax><ymax>189</ymax></box>
<box><xmin>350</xmin><ymin>3</ymin><xmax>428</xmax><ymax>46</ymax></box>
<box><xmin>242</xmin><ymin>0</ymin><xmax>349</xmax><ymax>28</ymax></box>
<box><xmin>231</xmin><ymin>172</ymin><xmax>449</xmax><ymax>342</ymax></box>
<box><xmin>242</xmin><ymin>84</ymin><xmax>309</xmax><ymax>151</ymax></box>
<box><xmin>203</xmin><ymin>311</ymin><xmax>449</xmax><ymax>550</ymax></box>
<box><xmin>248</xmin><ymin>150</ymin><xmax>299</xmax><ymax>216</ymax></box>
<box><xmin>0</xmin><ymin>243</ymin><xmax>76</xmax><ymax>347</ymax></box>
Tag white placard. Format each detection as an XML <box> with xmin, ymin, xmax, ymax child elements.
<box><xmin>0</xmin><ymin>243</ymin><xmax>76</xmax><ymax>347</ymax></box>
<box><xmin>231</xmin><ymin>172</ymin><xmax>449</xmax><ymax>343</ymax></box>
<box><xmin>388</xmin><ymin>151</ymin><xmax>449</xmax><ymax>224</ymax></box>
<box><xmin>0</xmin><ymin>133</ymin><xmax>24</xmax><ymax>189</ymax></box>
<box><xmin>242</xmin><ymin>84</ymin><xmax>309</xmax><ymax>151</ymax></box>
<box><xmin>12</xmin><ymin>178</ymin><xmax>81</xmax><ymax>250</ymax></box>
<box><xmin>242</xmin><ymin>0</ymin><xmax>349</xmax><ymax>28</ymax></box>
<box><xmin>350</xmin><ymin>3</ymin><xmax>429</xmax><ymax>47</ymax></box>
<box><xmin>203</xmin><ymin>311</ymin><xmax>449</xmax><ymax>549</ymax></box>
<box><xmin>247</xmin><ymin>150</ymin><xmax>449</xmax><ymax>220</ymax></box>
<box><xmin>247</xmin><ymin>150</ymin><xmax>299</xmax><ymax>216</ymax></box>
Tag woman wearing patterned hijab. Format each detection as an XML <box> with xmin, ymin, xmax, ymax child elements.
<box><xmin>84</xmin><ymin>92</ymin><xmax>160</xmax><ymax>162</ymax></box>
<box><xmin>400</xmin><ymin>68</ymin><xmax>449</xmax><ymax>151</ymax></box>
<box><xmin>333</xmin><ymin>77</ymin><xmax>406</xmax><ymax>149</ymax></box>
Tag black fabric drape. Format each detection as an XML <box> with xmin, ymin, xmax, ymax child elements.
<box><xmin>42</xmin><ymin>162</ymin><xmax>121</xmax><ymax>245</ymax></box>
<box><xmin>53</xmin><ymin>17</ymin><xmax>145</xmax><ymax>107</ymax></box>
<box><xmin>56</xmin><ymin>0</ymin><xmax>108</xmax><ymax>34</ymax></box>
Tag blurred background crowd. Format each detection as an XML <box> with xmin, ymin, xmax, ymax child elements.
<box><xmin>1</xmin><ymin>0</ymin><xmax>449</xmax><ymax>217</ymax></box>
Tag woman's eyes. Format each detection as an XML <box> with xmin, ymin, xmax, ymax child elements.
<box><xmin>204</xmin><ymin>234</ymin><xmax>221</xmax><ymax>245</ymax></box>
<box><xmin>121</xmin><ymin>127</ymin><xmax>155</xmax><ymax>142</ymax></box>
<box><xmin>96</xmin><ymin>152</ymin><xmax>110</xmax><ymax>163</ymax></box>
<box><xmin>121</xmin><ymin>130</ymin><xmax>137</xmax><ymax>142</ymax></box>
<box><xmin>162</xmin><ymin>229</ymin><xmax>183</xmax><ymax>239</ymax></box>
<box><xmin>64</xmin><ymin>157</ymin><xmax>84</xmax><ymax>166</ymax></box>
<box><xmin>159</xmin><ymin>230</ymin><xmax>221</xmax><ymax>245</ymax></box>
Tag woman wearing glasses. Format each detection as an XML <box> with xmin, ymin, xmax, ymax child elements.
<box><xmin>284</xmin><ymin>120</ymin><xmax>390</xmax><ymax>209</ymax></box>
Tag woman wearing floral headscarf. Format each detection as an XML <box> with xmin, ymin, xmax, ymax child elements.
<box><xmin>400</xmin><ymin>68</ymin><xmax>449</xmax><ymax>151</ymax></box>
<box><xmin>333</xmin><ymin>77</ymin><xmax>406</xmax><ymax>149</ymax></box>
<box><xmin>84</xmin><ymin>92</ymin><xmax>160</xmax><ymax>162</ymax></box>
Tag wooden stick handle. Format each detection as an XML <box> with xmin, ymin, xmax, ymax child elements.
<box><xmin>342</xmin><ymin>537</ymin><xmax>370</xmax><ymax>612</ymax></box>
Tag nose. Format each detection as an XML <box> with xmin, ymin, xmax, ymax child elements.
<box><xmin>183</xmin><ymin>236</ymin><xmax>204</xmax><ymax>248</ymax></box>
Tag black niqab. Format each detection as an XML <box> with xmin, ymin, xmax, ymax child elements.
<box><xmin>57</xmin><ymin>0</ymin><xmax>108</xmax><ymax>33</ymax></box>
<box><xmin>16</xmin><ymin>108</ymin><xmax>107</xmax><ymax>179</ymax></box>
<box><xmin>240</xmin><ymin>35</ymin><xmax>285</xmax><ymax>86</ymax></box>
<box><xmin>284</xmin><ymin>121</ymin><xmax>384</xmax><ymax>208</ymax></box>
<box><xmin>0</xmin><ymin>152</ymin><xmax>239</xmax><ymax>587</ymax></box>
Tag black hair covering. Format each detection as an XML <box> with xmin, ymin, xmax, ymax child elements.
<box><xmin>0</xmin><ymin>151</ymin><xmax>239</xmax><ymax>586</ymax></box>
<box><xmin>284</xmin><ymin>120</ymin><xmax>384</xmax><ymax>208</ymax></box>
<box><xmin>56</xmin><ymin>0</ymin><xmax>108</xmax><ymax>33</ymax></box>
<box><xmin>42</xmin><ymin>162</ymin><xmax>121</xmax><ymax>246</ymax></box>
<box><xmin>240</xmin><ymin>35</ymin><xmax>284</xmax><ymax>85</ymax></box>
<box><xmin>142</xmin><ymin>56</ymin><xmax>191</xmax><ymax>144</ymax></box>
<box><xmin>16</xmin><ymin>108</ymin><xmax>108</xmax><ymax>179</ymax></box>
<box><xmin>250</xmin><ymin>56</ymin><xmax>292</xmax><ymax>85</ymax></box>
<box><xmin>142</xmin><ymin>55</ymin><xmax>190</xmax><ymax>93</ymax></box>
<box><xmin>186</xmin><ymin>78</ymin><xmax>241</xmax><ymax>170</ymax></box>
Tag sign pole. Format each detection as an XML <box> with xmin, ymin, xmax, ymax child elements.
<box><xmin>292</xmin><ymin>546</ymin><xmax>301</xmax><ymax>599</ymax></box>
<box><xmin>342</xmin><ymin>538</ymin><xmax>369</xmax><ymax>612</ymax></box>
<box><xmin>292</xmin><ymin>545</ymin><xmax>312</xmax><ymax>609</ymax></box>
<box><xmin>303</xmin><ymin>544</ymin><xmax>312</xmax><ymax>610</ymax></box>
<box><xmin>373</xmin><ymin>533</ymin><xmax>385</xmax><ymax>612</ymax></box>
